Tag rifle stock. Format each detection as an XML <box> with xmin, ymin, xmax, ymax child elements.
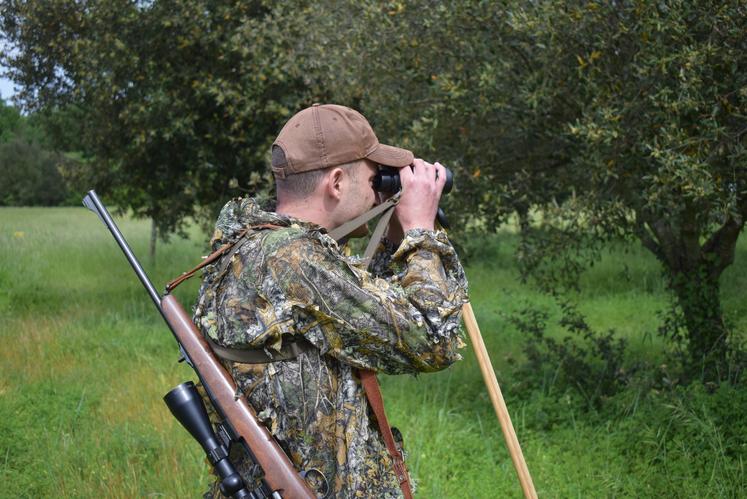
<box><xmin>83</xmin><ymin>190</ymin><xmax>314</xmax><ymax>499</ymax></box>
<box><xmin>160</xmin><ymin>296</ymin><xmax>314</xmax><ymax>498</ymax></box>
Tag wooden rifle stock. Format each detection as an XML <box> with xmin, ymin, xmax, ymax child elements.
<box><xmin>160</xmin><ymin>295</ymin><xmax>315</xmax><ymax>499</ymax></box>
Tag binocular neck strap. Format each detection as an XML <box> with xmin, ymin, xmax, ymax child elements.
<box><xmin>329</xmin><ymin>193</ymin><xmax>401</xmax><ymax>269</ymax></box>
<box><xmin>329</xmin><ymin>194</ymin><xmax>416</xmax><ymax>497</ymax></box>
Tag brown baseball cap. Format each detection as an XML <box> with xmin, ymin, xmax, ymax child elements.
<box><xmin>271</xmin><ymin>104</ymin><xmax>414</xmax><ymax>178</ymax></box>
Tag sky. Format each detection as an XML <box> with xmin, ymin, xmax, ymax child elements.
<box><xmin>0</xmin><ymin>75</ymin><xmax>17</xmax><ymax>101</ymax></box>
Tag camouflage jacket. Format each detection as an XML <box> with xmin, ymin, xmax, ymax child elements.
<box><xmin>193</xmin><ymin>197</ymin><xmax>469</xmax><ymax>498</ymax></box>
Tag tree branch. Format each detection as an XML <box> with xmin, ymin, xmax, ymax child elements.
<box><xmin>703</xmin><ymin>200</ymin><xmax>746</xmax><ymax>280</ymax></box>
<box><xmin>633</xmin><ymin>211</ymin><xmax>665</xmax><ymax>264</ymax></box>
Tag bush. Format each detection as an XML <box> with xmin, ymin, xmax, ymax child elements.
<box><xmin>604</xmin><ymin>382</ymin><xmax>747</xmax><ymax>496</ymax></box>
<box><xmin>0</xmin><ymin>136</ymin><xmax>69</xmax><ymax>206</ymax></box>
<box><xmin>511</xmin><ymin>299</ymin><xmax>629</xmax><ymax>409</ymax></box>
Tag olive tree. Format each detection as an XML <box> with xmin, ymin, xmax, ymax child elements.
<box><xmin>521</xmin><ymin>0</ymin><xmax>746</xmax><ymax>380</ymax></box>
<box><xmin>300</xmin><ymin>0</ymin><xmax>746</xmax><ymax>381</ymax></box>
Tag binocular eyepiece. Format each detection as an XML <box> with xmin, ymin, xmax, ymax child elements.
<box><xmin>373</xmin><ymin>166</ymin><xmax>454</xmax><ymax>195</ymax></box>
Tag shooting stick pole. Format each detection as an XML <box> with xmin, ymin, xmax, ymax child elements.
<box><xmin>338</xmin><ymin>195</ymin><xmax>537</xmax><ymax>496</ymax></box>
<box><xmin>462</xmin><ymin>302</ymin><xmax>538</xmax><ymax>499</ymax></box>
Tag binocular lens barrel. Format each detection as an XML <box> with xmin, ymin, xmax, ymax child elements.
<box><xmin>373</xmin><ymin>167</ymin><xmax>453</xmax><ymax>194</ymax></box>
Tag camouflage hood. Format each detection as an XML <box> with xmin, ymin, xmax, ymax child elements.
<box><xmin>197</xmin><ymin>197</ymin><xmax>342</xmax><ymax>352</ymax></box>
<box><xmin>209</xmin><ymin>197</ymin><xmax>325</xmax><ymax>249</ymax></box>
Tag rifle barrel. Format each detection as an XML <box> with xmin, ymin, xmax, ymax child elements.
<box><xmin>83</xmin><ymin>190</ymin><xmax>162</xmax><ymax>310</ymax></box>
<box><xmin>83</xmin><ymin>189</ymin><xmax>316</xmax><ymax>498</ymax></box>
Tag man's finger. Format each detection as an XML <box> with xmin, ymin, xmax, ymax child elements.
<box><xmin>400</xmin><ymin>160</ymin><xmax>416</xmax><ymax>179</ymax></box>
<box><xmin>419</xmin><ymin>160</ymin><xmax>434</xmax><ymax>182</ymax></box>
<box><xmin>434</xmin><ymin>162</ymin><xmax>447</xmax><ymax>188</ymax></box>
<box><xmin>411</xmin><ymin>158</ymin><xmax>426</xmax><ymax>176</ymax></box>
<box><xmin>400</xmin><ymin>159</ymin><xmax>420</xmax><ymax>185</ymax></box>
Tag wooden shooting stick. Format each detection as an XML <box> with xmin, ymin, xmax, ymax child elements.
<box><xmin>334</xmin><ymin>188</ymin><xmax>537</xmax><ymax>497</ymax></box>
<box><xmin>462</xmin><ymin>302</ymin><xmax>538</xmax><ymax>499</ymax></box>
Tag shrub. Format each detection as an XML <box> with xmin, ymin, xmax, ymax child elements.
<box><xmin>511</xmin><ymin>299</ymin><xmax>629</xmax><ymax>409</ymax></box>
<box><xmin>0</xmin><ymin>136</ymin><xmax>69</xmax><ymax>206</ymax></box>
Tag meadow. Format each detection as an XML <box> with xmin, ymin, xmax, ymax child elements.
<box><xmin>1</xmin><ymin>207</ymin><xmax>745</xmax><ymax>498</ymax></box>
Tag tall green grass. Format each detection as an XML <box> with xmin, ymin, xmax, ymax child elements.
<box><xmin>1</xmin><ymin>207</ymin><xmax>745</xmax><ymax>498</ymax></box>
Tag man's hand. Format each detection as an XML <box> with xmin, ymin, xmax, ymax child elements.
<box><xmin>394</xmin><ymin>159</ymin><xmax>447</xmax><ymax>235</ymax></box>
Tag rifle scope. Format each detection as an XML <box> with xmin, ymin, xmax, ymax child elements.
<box><xmin>165</xmin><ymin>382</ymin><xmax>261</xmax><ymax>499</ymax></box>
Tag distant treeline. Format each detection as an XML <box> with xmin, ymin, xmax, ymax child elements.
<box><xmin>0</xmin><ymin>98</ymin><xmax>81</xmax><ymax>206</ymax></box>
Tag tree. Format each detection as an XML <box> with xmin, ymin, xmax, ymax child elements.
<box><xmin>1</xmin><ymin>0</ymin><xmax>311</xmax><ymax>254</ymax></box>
<box><xmin>0</xmin><ymin>97</ymin><xmax>23</xmax><ymax>142</ymax></box>
<box><xmin>0</xmin><ymin>135</ymin><xmax>69</xmax><ymax>206</ymax></box>
<box><xmin>3</xmin><ymin>0</ymin><xmax>744</xmax><ymax>379</ymax></box>
<box><xmin>299</xmin><ymin>0</ymin><xmax>746</xmax><ymax>381</ymax></box>
<box><xmin>0</xmin><ymin>98</ymin><xmax>72</xmax><ymax>206</ymax></box>
<box><xmin>295</xmin><ymin>0</ymin><xmax>576</xmax><ymax>233</ymax></box>
<box><xmin>516</xmin><ymin>0</ymin><xmax>746</xmax><ymax>381</ymax></box>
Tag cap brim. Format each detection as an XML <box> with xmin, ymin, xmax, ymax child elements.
<box><xmin>367</xmin><ymin>143</ymin><xmax>414</xmax><ymax>168</ymax></box>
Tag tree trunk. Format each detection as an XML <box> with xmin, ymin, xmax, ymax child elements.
<box><xmin>638</xmin><ymin>207</ymin><xmax>743</xmax><ymax>383</ymax></box>
<box><xmin>515</xmin><ymin>202</ymin><xmax>531</xmax><ymax>234</ymax></box>
<box><xmin>670</xmin><ymin>269</ymin><xmax>729</xmax><ymax>382</ymax></box>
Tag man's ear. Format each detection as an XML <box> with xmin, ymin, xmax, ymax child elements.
<box><xmin>326</xmin><ymin>167</ymin><xmax>344</xmax><ymax>201</ymax></box>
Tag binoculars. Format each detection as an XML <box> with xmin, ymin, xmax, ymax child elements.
<box><xmin>373</xmin><ymin>166</ymin><xmax>454</xmax><ymax>195</ymax></box>
<box><xmin>373</xmin><ymin>166</ymin><xmax>453</xmax><ymax>228</ymax></box>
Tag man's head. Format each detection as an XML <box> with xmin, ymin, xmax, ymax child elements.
<box><xmin>271</xmin><ymin>104</ymin><xmax>413</xmax><ymax>233</ymax></box>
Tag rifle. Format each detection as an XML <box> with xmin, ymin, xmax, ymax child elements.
<box><xmin>83</xmin><ymin>190</ymin><xmax>315</xmax><ymax>499</ymax></box>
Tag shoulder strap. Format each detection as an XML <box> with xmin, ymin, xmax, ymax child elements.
<box><xmin>206</xmin><ymin>334</ymin><xmax>315</xmax><ymax>364</ymax></box>
<box><xmin>336</xmin><ymin>195</ymin><xmax>414</xmax><ymax>497</ymax></box>
<box><xmin>359</xmin><ymin>369</ymin><xmax>414</xmax><ymax>499</ymax></box>
<box><xmin>329</xmin><ymin>193</ymin><xmax>400</xmax><ymax>268</ymax></box>
<box><xmin>328</xmin><ymin>192</ymin><xmax>400</xmax><ymax>242</ymax></box>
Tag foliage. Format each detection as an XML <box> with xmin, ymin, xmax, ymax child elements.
<box><xmin>3</xmin><ymin>0</ymin><xmax>745</xmax><ymax>379</ymax></box>
<box><xmin>297</xmin><ymin>0</ymin><xmax>747</xmax><ymax>382</ymax></box>
<box><xmin>26</xmin><ymin>103</ymin><xmax>88</xmax><ymax>154</ymax></box>
<box><xmin>0</xmin><ymin>98</ymin><xmax>74</xmax><ymax>206</ymax></box>
<box><xmin>0</xmin><ymin>96</ymin><xmax>23</xmax><ymax>142</ymax></box>
<box><xmin>602</xmin><ymin>382</ymin><xmax>747</xmax><ymax>496</ymax></box>
<box><xmin>510</xmin><ymin>0</ymin><xmax>747</xmax><ymax>381</ymax></box>
<box><xmin>509</xmin><ymin>299</ymin><xmax>629</xmax><ymax>409</ymax></box>
<box><xmin>0</xmin><ymin>97</ymin><xmax>42</xmax><ymax>144</ymax></box>
<box><xmin>0</xmin><ymin>0</ymin><xmax>312</xmax><ymax>235</ymax></box>
<box><xmin>0</xmin><ymin>136</ymin><xmax>70</xmax><ymax>206</ymax></box>
<box><xmin>295</xmin><ymin>0</ymin><xmax>578</xmax><ymax>233</ymax></box>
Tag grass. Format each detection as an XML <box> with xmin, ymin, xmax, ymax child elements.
<box><xmin>1</xmin><ymin>207</ymin><xmax>745</xmax><ymax>498</ymax></box>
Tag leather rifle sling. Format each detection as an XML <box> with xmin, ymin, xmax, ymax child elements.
<box><xmin>359</xmin><ymin>369</ymin><xmax>413</xmax><ymax>498</ymax></box>
<box><xmin>330</xmin><ymin>195</ymin><xmax>415</xmax><ymax>499</ymax></box>
<box><xmin>165</xmin><ymin>224</ymin><xmax>282</xmax><ymax>293</ymax></box>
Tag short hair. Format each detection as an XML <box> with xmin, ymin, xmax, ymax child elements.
<box><xmin>273</xmin><ymin>146</ymin><xmax>360</xmax><ymax>199</ymax></box>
